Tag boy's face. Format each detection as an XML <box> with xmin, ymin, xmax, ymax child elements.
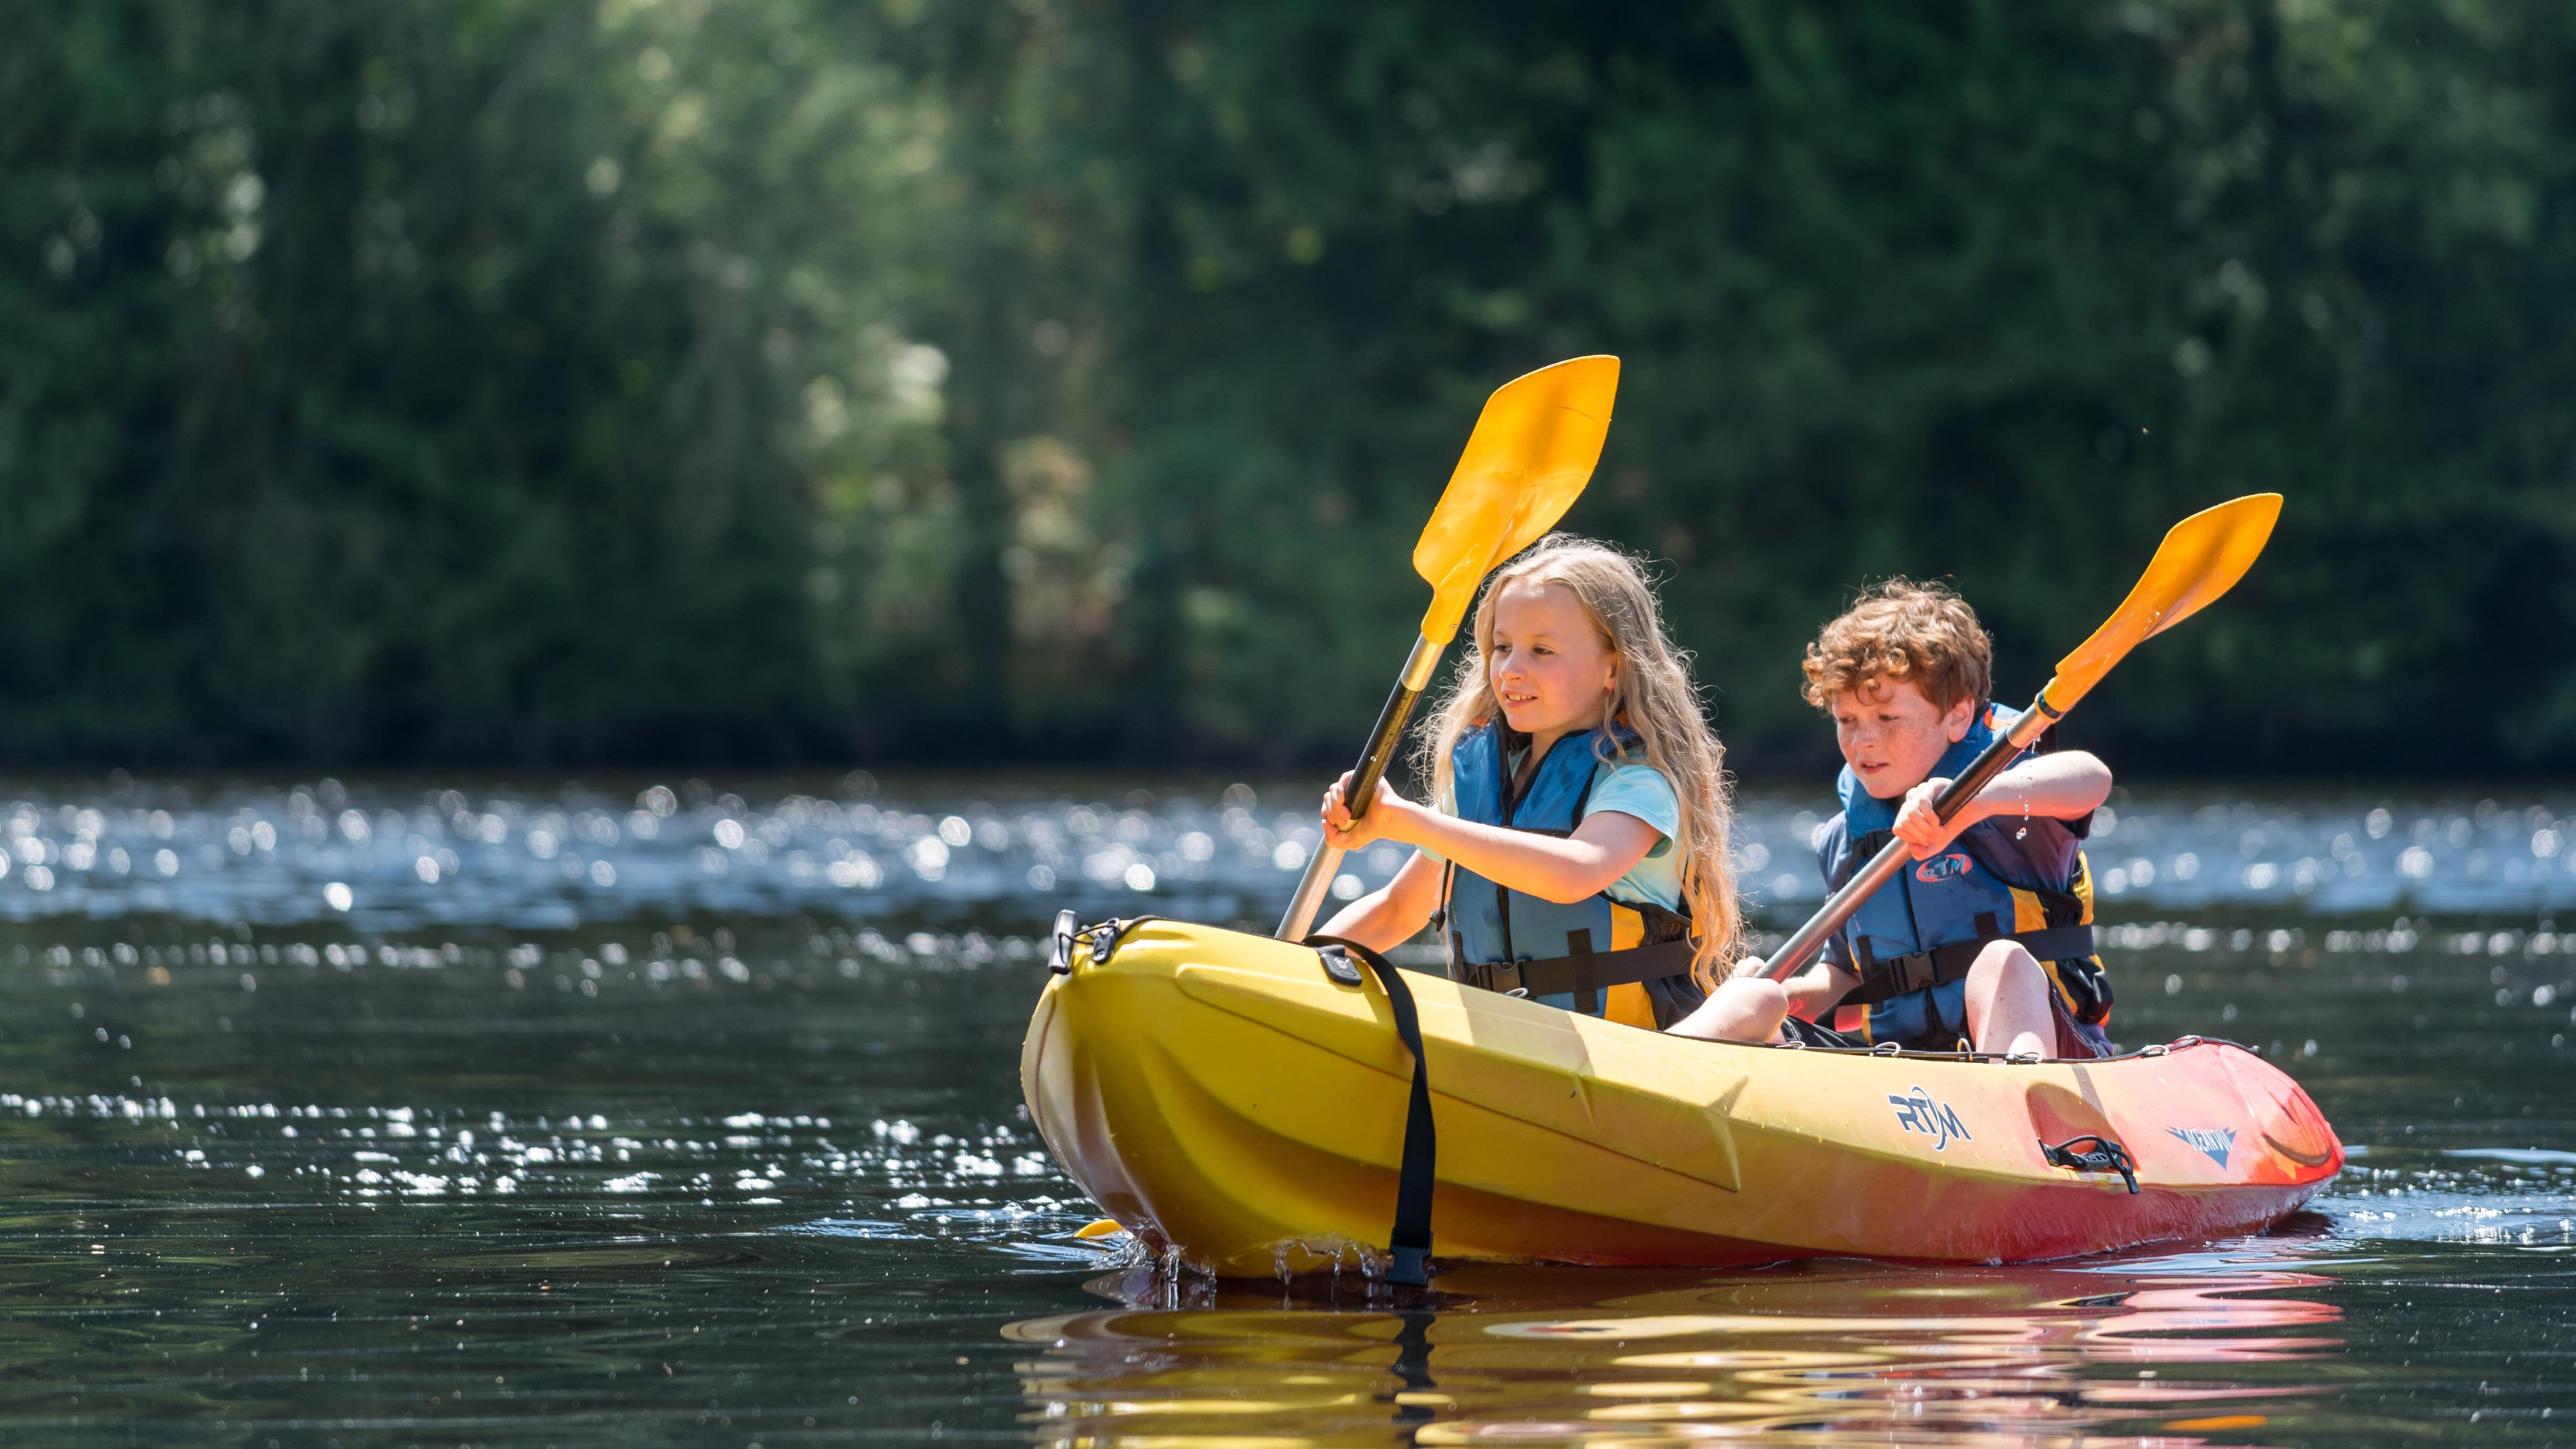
<box><xmin>1831</xmin><ymin>676</ymin><xmax>1976</xmax><ymax>800</ymax></box>
<box><xmin>1487</xmin><ymin>578</ymin><xmax>1617</xmax><ymax>741</ymax></box>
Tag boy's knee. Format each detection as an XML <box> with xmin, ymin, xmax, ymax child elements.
<box><xmin>1967</xmin><ymin>940</ymin><xmax>2041</xmax><ymax>985</ymax></box>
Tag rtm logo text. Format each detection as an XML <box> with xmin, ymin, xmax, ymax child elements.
<box><xmin>1889</xmin><ymin>1087</ymin><xmax>1972</xmax><ymax>1151</ymax></box>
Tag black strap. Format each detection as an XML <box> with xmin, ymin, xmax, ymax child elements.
<box><xmin>1840</xmin><ymin>924</ymin><xmax>2097</xmax><ymax>1008</ymax></box>
<box><xmin>1455</xmin><ymin>938</ymin><xmax>1700</xmax><ymax>999</ymax></box>
<box><xmin>1307</xmin><ymin>934</ymin><xmax>1435</xmax><ymax>1287</ymax></box>
<box><xmin>1381</xmin><ymin>1310</ymin><xmax>1438</xmax><ymax>1424</ymax></box>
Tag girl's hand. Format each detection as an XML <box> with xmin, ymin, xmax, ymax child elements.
<box><xmin>1321</xmin><ymin>772</ymin><xmax>1407</xmax><ymax>851</ymax></box>
<box><xmin>1890</xmin><ymin>778</ymin><xmax>1978</xmax><ymax>859</ymax></box>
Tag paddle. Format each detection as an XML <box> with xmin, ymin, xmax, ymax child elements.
<box><xmin>1752</xmin><ymin>493</ymin><xmax>2284</xmax><ymax>983</ymax></box>
<box><xmin>1274</xmin><ymin>355</ymin><xmax>1622</xmax><ymax>942</ymax></box>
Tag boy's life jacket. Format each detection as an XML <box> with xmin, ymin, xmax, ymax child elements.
<box><xmin>1442</xmin><ymin>719</ymin><xmax>1706</xmax><ymax>1029</ymax></box>
<box><xmin>1816</xmin><ymin>701</ymin><xmax>2114</xmax><ymax>1038</ymax></box>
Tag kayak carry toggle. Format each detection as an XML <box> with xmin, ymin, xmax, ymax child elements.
<box><xmin>1047</xmin><ymin>910</ymin><xmax>1078</xmax><ymax>975</ymax></box>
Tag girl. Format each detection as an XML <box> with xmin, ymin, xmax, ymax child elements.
<box><xmin>1315</xmin><ymin>534</ymin><xmax>1739</xmax><ymax>1028</ymax></box>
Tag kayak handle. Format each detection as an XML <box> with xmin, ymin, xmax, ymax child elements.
<box><xmin>2039</xmin><ymin>1134</ymin><xmax>2139</xmax><ymax>1195</ymax></box>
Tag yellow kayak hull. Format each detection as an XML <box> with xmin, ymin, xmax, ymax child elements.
<box><xmin>1022</xmin><ymin>920</ymin><xmax>2343</xmax><ymax>1277</ymax></box>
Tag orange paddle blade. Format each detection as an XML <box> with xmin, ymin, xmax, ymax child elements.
<box><xmin>2041</xmin><ymin>493</ymin><xmax>2283</xmax><ymax>713</ymax></box>
<box><xmin>1412</xmin><ymin>356</ymin><xmax>1620</xmax><ymax>644</ymax></box>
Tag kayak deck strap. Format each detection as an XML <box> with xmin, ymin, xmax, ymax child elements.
<box><xmin>1306</xmin><ymin>934</ymin><xmax>1437</xmax><ymax>1288</ymax></box>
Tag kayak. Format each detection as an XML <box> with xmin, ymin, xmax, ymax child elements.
<box><xmin>1021</xmin><ymin>918</ymin><xmax>2343</xmax><ymax>1277</ymax></box>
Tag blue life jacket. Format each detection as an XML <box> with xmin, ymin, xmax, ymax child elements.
<box><xmin>1442</xmin><ymin>720</ymin><xmax>1703</xmax><ymax>1028</ymax></box>
<box><xmin>1824</xmin><ymin>702</ymin><xmax>2112</xmax><ymax>1050</ymax></box>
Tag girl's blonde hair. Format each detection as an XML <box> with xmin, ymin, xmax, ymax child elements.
<box><xmin>1413</xmin><ymin>534</ymin><xmax>1741</xmax><ymax>986</ymax></box>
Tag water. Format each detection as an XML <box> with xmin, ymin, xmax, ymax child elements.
<box><xmin>0</xmin><ymin>771</ymin><xmax>2569</xmax><ymax>1445</ymax></box>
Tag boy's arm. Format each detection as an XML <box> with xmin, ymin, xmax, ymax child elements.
<box><xmin>1889</xmin><ymin>750</ymin><xmax>2111</xmax><ymax>860</ymax></box>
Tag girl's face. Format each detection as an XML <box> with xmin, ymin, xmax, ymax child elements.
<box><xmin>1487</xmin><ymin>578</ymin><xmax>1617</xmax><ymax>740</ymax></box>
<box><xmin>1831</xmin><ymin>676</ymin><xmax>1976</xmax><ymax>800</ymax></box>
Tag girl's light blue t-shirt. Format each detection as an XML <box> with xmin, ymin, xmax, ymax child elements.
<box><xmin>1424</xmin><ymin>758</ymin><xmax>1685</xmax><ymax>911</ymax></box>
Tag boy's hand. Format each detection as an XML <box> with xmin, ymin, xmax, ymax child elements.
<box><xmin>1890</xmin><ymin>777</ymin><xmax>1977</xmax><ymax>859</ymax></box>
<box><xmin>1321</xmin><ymin>772</ymin><xmax>1406</xmax><ymax>851</ymax></box>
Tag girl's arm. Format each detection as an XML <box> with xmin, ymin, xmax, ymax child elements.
<box><xmin>1890</xmin><ymin>750</ymin><xmax>2111</xmax><ymax>859</ymax></box>
<box><xmin>1315</xmin><ymin>848</ymin><xmax>1443</xmax><ymax>954</ymax></box>
<box><xmin>1322</xmin><ymin>774</ymin><xmax>1662</xmax><ymax>905</ymax></box>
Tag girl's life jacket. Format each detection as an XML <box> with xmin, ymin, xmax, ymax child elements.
<box><xmin>1442</xmin><ymin>720</ymin><xmax>1707</xmax><ymax>1029</ymax></box>
<box><xmin>1814</xmin><ymin>701</ymin><xmax>2115</xmax><ymax>1049</ymax></box>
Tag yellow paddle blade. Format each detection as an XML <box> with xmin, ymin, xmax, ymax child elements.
<box><xmin>2041</xmin><ymin>493</ymin><xmax>2283</xmax><ymax>713</ymax></box>
<box><xmin>1412</xmin><ymin>355</ymin><xmax>1620</xmax><ymax>644</ymax></box>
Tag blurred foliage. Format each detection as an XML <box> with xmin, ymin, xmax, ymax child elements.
<box><xmin>4</xmin><ymin>0</ymin><xmax>2571</xmax><ymax>772</ymax></box>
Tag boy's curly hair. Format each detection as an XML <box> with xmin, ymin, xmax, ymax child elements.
<box><xmin>1801</xmin><ymin>579</ymin><xmax>1992</xmax><ymax>713</ymax></box>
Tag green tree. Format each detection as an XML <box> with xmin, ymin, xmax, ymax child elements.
<box><xmin>4</xmin><ymin>0</ymin><xmax>2571</xmax><ymax>772</ymax></box>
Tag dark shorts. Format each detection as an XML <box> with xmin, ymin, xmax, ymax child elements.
<box><xmin>1843</xmin><ymin>978</ymin><xmax>1975</xmax><ymax>1052</ymax></box>
<box><xmin>1778</xmin><ymin>983</ymin><xmax>2117</xmax><ymax>1059</ymax></box>
<box><xmin>1777</xmin><ymin>1014</ymin><xmax>1858</xmax><ymax>1049</ymax></box>
<box><xmin>2049</xmin><ymin>992</ymin><xmax>2118</xmax><ymax>1059</ymax></box>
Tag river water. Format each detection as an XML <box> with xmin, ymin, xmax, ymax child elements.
<box><xmin>0</xmin><ymin>771</ymin><xmax>2568</xmax><ymax>1445</ymax></box>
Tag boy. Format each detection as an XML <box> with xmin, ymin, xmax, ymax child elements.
<box><xmin>1671</xmin><ymin>580</ymin><xmax>2117</xmax><ymax>1058</ymax></box>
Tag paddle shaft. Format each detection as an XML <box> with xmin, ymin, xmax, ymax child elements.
<box><xmin>1754</xmin><ymin>696</ymin><xmax>2058</xmax><ymax>983</ymax></box>
<box><xmin>1276</xmin><ymin>635</ymin><xmax>1444</xmax><ymax>942</ymax></box>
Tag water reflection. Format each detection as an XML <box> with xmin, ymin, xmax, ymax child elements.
<box><xmin>1010</xmin><ymin>1247</ymin><xmax>2346</xmax><ymax>1445</ymax></box>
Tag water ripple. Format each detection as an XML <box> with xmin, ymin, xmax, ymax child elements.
<box><xmin>0</xmin><ymin>777</ymin><xmax>2570</xmax><ymax>932</ymax></box>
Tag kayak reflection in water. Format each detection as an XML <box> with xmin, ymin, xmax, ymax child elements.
<box><xmin>1314</xmin><ymin>535</ymin><xmax>1741</xmax><ymax>1030</ymax></box>
<box><xmin>1006</xmin><ymin>1240</ymin><xmax>2342</xmax><ymax>1445</ymax></box>
<box><xmin>1672</xmin><ymin>580</ymin><xmax>2121</xmax><ymax>1059</ymax></box>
